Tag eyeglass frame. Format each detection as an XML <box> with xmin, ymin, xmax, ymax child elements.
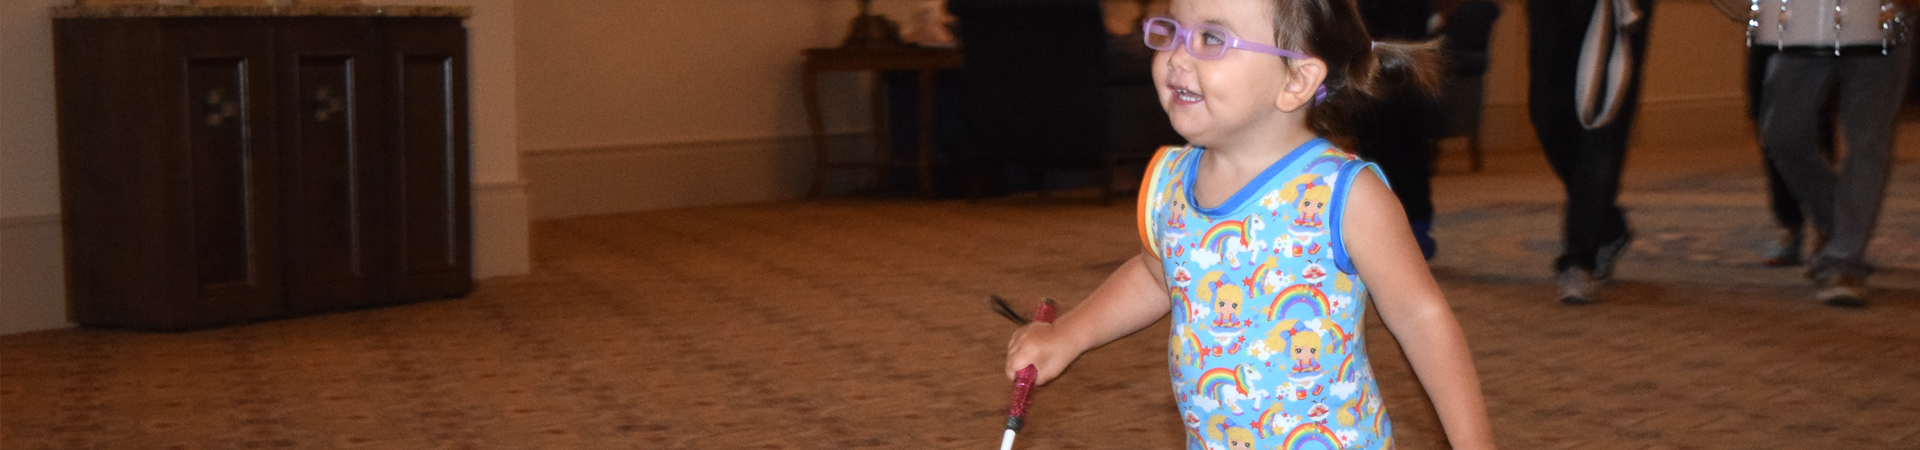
<box><xmin>1140</xmin><ymin>16</ymin><xmax>1313</xmax><ymax>61</ymax></box>
<box><xmin>1140</xmin><ymin>16</ymin><xmax>1329</xmax><ymax>105</ymax></box>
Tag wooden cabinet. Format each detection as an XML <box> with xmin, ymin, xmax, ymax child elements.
<box><xmin>55</xmin><ymin>14</ymin><xmax>472</xmax><ymax>330</ymax></box>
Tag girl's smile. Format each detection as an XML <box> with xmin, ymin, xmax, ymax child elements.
<box><xmin>1170</xmin><ymin>84</ymin><xmax>1203</xmax><ymax>105</ymax></box>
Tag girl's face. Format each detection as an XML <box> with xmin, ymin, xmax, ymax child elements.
<box><xmin>1153</xmin><ymin>0</ymin><xmax>1295</xmax><ymax>147</ymax></box>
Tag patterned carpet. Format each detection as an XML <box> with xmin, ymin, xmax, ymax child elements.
<box><xmin>5</xmin><ymin>135</ymin><xmax>1920</xmax><ymax>450</ymax></box>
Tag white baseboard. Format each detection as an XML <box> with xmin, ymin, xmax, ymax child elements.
<box><xmin>474</xmin><ymin>179</ymin><xmax>532</xmax><ymax>278</ymax></box>
<box><xmin>525</xmin><ymin>133</ymin><xmax>876</xmax><ymax>220</ymax></box>
<box><xmin>1</xmin><ymin>214</ymin><xmax>74</xmax><ymax>335</ymax></box>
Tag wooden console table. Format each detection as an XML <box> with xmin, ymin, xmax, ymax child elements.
<box><xmin>801</xmin><ymin>46</ymin><xmax>962</xmax><ymax>198</ymax></box>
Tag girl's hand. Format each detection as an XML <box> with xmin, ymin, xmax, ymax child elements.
<box><xmin>1005</xmin><ymin>322</ymin><xmax>1084</xmax><ymax>385</ymax></box>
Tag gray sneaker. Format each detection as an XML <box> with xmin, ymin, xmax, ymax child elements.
<box><xmin>1816</xmin><ymin>274</ymin><xmax>1866</xmax><ymax>308</ymax></box>
<box><xmin>1592</xmin><ymin>232</ymin><xmax>1632</xmax><ymax>281</ymax></box>
<box><xmin>1556</xmin><ymin>267</ymin><xmax>1598</xmax><ymax>305</ymax></box>
<box><xmin>1762</xmin><ymin>229</ymin><xmax>1803</xmax><ymax>267</ymax></box>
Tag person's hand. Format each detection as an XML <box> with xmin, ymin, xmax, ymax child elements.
<box><xmin>1005</xmin><ymin>322</ymin><xmax>1084</xmax><ymax>385</ymax></box>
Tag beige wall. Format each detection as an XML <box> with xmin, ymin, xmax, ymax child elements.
<box><xmin>0</xmin><ymin>0</ymin><xmax>530</xmax><ymax>335</ymax></box>
<box><xmin>517</xmin><ymin>0</ymin><xmax>879</xmax><ymax>218</ymax></box>
<box><xmin>1478</xmin><ymin>0</ymin><xmax>1751</xmax><ymax>151</ymax></box>
<box><xmin>2</xmin><ymin>0</ymin><xmax>80</xmax><ymax>335</ymax></box>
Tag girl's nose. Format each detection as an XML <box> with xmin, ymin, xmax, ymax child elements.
<box><xmin>1164</xmin><ymin>45</ymin><xmax>1195</xmax><ymax>74</ymax></box>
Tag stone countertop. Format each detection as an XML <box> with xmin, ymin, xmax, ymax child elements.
<box><xmin>52</xmin><ymin>4</ymin><xmax>471</xmax><ymax>18</ymax></box>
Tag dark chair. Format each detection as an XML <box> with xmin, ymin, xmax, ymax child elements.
<box><xmin>1435</xmin><ymin>0</ymin><xmax>1501</xmax><ymax>172</ymax></box>
<box><xmin>948</xmin><ymin>0</ymin><xmax>1182</xmax><ymax>204</ymax></box>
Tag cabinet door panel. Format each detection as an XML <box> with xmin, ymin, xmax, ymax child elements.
<box><xmin>295</xmin><ymin>57</ymin><xmax>364</xmax><ymax>283</ymax></box>
<box><xmin>279</xmin><ymin>18</ymin><xmax>385</xmax><ymax>313</ymax></box>
<box><xmin>186</xmin><ymin>58</ymin><xmax>259</xmax><ymax>293</ymax></box>
<box><xmin>388</xmin><ymin>19</ymin><xmax>472</xmax><ymax>300</ymax></box>
<box><xmin>173</xmin><ymin>18</ymin><xmax>282</xmax><ymax>327</ymax></box>
<box><xmin>399</xmin><ymin>55</ymin><xmax>458</xmax><ymax>274</ymax></box>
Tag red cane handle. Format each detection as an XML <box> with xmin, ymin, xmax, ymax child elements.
<box><xmin>1033</xmin><ymin>298</ymin><xmax>1058</xmax><ymax>324</ymax></box>
<box><xmin>1009</xmin><ymin>365</ymin><xmax>1038</xmax><ymax>422</ymax></box>
<box><xmin>1008</xmin><ymin>299</ymin><xmax>1056</xmax><ymax>424</ymax></box>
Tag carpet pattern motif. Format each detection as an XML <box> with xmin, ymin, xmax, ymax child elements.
<box><xmin>6</xmin><ymin>143</ymin><xmax>1920</xmax><ymax>449</ymax></box>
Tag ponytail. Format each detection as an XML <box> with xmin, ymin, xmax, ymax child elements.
<box><xmin>1361</xmin><ymin>39</ymin><xmax>1443</xmax><ymax>99</ymax></box>
<box><xmin>1270</xmin><ymin>0</ymin><xmax>1444</xmax><ymax>140</ymax></box>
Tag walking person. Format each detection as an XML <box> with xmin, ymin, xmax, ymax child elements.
<box><xmin>1527</xmin><ymin>0</ymin><xmax>1653</xmax><ymax>304</ymax></box>
<box><xmin>1753</xmin><ymin>0</ymin><xmax>1915</xmax><ymax>306</ymax></box>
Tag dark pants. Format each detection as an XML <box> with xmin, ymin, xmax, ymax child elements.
<box><xmin>1747</xmin><ymin>46</ymin><xmax>1837</xmax><ymax>233</ymax></box>
<box><xmin>1760</xmin><ymin>49</ymin><xmax>1911</xmax><ymax>280</ymax></box>
<box><xmin>1526</xmin><ymin>0</ymin><xmax>1651</xmax><ymax>273</ymax></box>
<box><xmin>1352</xmin><ymin>86</ymin><xmax>1438</xmax><ymax>225</ymax></box>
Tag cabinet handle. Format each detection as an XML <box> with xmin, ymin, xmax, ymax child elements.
<box><xmin>311</xmin><ymin>85</ymin><xmax>346</xmax><ymax>122</ymax></box>
<box><xmin>203</xmin><ymin>88</ymin><xmax>239</xmax><ymax>127</ymax></box>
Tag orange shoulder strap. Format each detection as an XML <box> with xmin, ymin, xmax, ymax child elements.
<box><xmin>1136</xmin><ymin>145</ymin><xmax>1183</xmax><ymax>258</ymax></box>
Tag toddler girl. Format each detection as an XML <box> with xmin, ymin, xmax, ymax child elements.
<box><xmin>1004</xmin><ymin>0</ymin><xmax>1496</xmax><ymax>448</ymax></box>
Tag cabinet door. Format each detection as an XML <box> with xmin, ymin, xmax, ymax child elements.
<box><xmin>277</xmin><ymin>18</ymin><xmax>388</xmax><ymax>313</ymax></box>
<box><xmin>384</xmin><ymin>18</ymin><xmax>473</xmax><ymax>301</ymax></box>
<box><xmin>59</xmin><ymin>18</ymin><xmax>279</xmax><ymax>329</ymax></box>
<box><xmin>174</xmin><ymin>18</ymin><xmax>285</xmax><ymax>327</ymax></box>
<box><xmin>174</xmin><ymin>19</ymin><xmax>286</xmax><ymax>327</ymax></box>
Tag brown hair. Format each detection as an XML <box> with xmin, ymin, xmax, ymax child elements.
<box><xmin>1268</xmin><ymin>0</ymin><xmax>1442</xmax><ymax>139</ymax></box>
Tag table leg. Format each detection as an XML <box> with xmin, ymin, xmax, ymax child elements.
<box><xmin>916</xmin><ymin>69</ymin><xmax>938</xmax><ymax>198</ymax></box>
<box><xmin>870</xmin><ymin>72</ymin><xmax>891</xmax><ymax>192</ymax></box>
<box><xmin>804</xmin><ymin>67</ymin><xmax>829</xmax><ymax>198</ymax></box>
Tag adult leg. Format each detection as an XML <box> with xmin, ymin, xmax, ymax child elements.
<box><xmin>1528</xmin><ymin>0</ymin><xmax>1599</xmax><ymax>274</ymax></box>
<box><xmin>1750</xmin><ymin>46</ymin><xmax>1810</xmax><ymax>265</ymax></box>
<box><xmin>1563</xmin><ymin>0</ymin><xmax>1649</xmax><ymax>281</ymax></box>
<box><xmin>1760</xmin><ymin>55</ymin><xmax>1840</xmax><ymax>240</ymax></box>
<box><xmin>1530</xmin><ymin>0</ymin><xmax>1646</xmax><ymax>278</ymax></box>
<box><xmin>1810</xmin><ymin>49</ymin><xmax>1911</xmax><ymax>284</ymax></box>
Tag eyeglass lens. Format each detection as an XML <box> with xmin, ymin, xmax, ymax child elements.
<box><xmin>1144</xmin><ymin>20</ymin><xmax>1178</xmax><ymax>50</ymax></box>
<box><xmin>1142</xmin><ymin>19</ymin><xmax>1230</xmax><ymax>59</ymax></box>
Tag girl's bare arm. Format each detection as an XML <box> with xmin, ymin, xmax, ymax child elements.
<box><xmin>1341</xmin><ymin>170</ymin><xmax>1497</xmax><ymax>450</ymax></box>
<box><xmin>1005</xmin><ymin>251</ymin><xmax>1171</xmax><ymax>384</ymax></box>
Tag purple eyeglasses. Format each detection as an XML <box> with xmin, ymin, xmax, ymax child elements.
<box><xmin>1141</xmin><ymin>16</ymin><xmax>1312</xmax><ymax>61</ymax></box>
<box><xmin>1141</xmin><ymin>16</ymin><xmax>1328</xmax><ymax>104</ymax></box>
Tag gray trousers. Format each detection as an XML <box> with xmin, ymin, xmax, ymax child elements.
<box><xmin>1759</xmin><ymin>48</ymin><xmax>1912</xmax><ymax>280</ymax></box>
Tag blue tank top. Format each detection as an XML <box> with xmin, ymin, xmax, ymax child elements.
<box><xmin>1136</xmin><ymin>138</ymin><xmax>1393</xmax><ymax>450</ymax></box>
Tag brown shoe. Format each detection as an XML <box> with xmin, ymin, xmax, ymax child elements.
<box><xmin>1816</xmin><ymin>274</ymin><xmax>1866</xmax><ymax>308</ymax></box>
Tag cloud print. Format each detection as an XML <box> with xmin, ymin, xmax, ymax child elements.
<box><xmin>1329</xmin><ymin>294</ymin><xmax>1352</xmax><ymax>313</ymax></box>
<box><xmin>1336</xmin><ymin>430</ymin><xmax>1361</xmax><ymax>447</ymax></box>
<box><xmin>1330</xmin><ymin>381</ymin><xmax>1358</xmax><ymax>399</ymax></box>
<box><xmin>1191</xmin><ymin>248</ymin><xmax>1222</xmax><ymax>268</ymax></box>
<box><xmin>1194</xmin><ymin>394</ymin><xmax>1221</xmax><ymax>413</ymax></box>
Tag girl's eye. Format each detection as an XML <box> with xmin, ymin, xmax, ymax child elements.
<box><xmin>1200</xmin><ymin>30</ymin><xmax>1227</xmax><ymax>46</ymax></box>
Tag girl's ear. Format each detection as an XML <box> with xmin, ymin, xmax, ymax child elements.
<box><xmin>1275</xmin><ymin>57</ymin><xmax>1329</xmax><ymax>113</ymax></box>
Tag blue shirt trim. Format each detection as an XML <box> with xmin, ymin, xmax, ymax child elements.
<box><xmin>1183</xmin><ymin>138</ymin><xmax>1332</xmax><ymax>219</ymax></box>
<box><xmin>1330</xmin><ymin>161</ymin><xmax>1386</xmax><ymax>275</ymax></box>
